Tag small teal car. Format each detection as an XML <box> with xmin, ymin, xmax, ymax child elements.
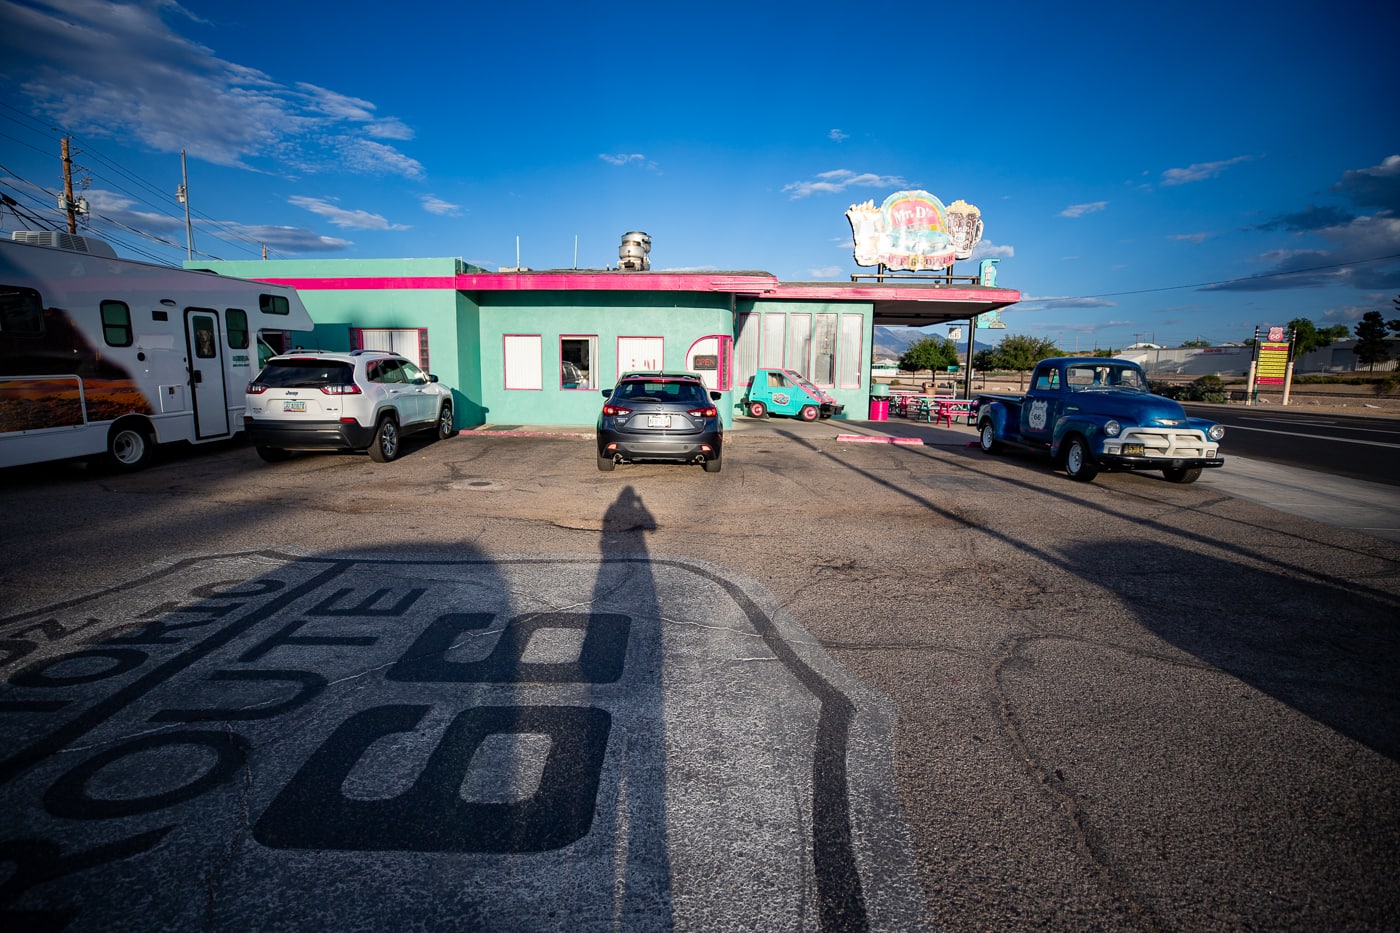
<box><xmin>743</xmin><ymin>368</ymin><xmax>844</xmax><ymax>421</ymax></box>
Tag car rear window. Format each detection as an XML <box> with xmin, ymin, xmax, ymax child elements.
<box><xmin>618</xmin><ymin>379</ymin><xmax>707</xmax><ymax>403</ymax></box>
<box><xmin>256</xmin><ymin>359</ymin><xmax>355</xmax><ymax>388</ymax></box>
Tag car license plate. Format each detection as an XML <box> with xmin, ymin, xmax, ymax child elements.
<box><xmin>283</xmin><ymin>400</ymin><xmax>306</xmax><ymax>413</ymax></box>
<box><xmin>647</xmin><ymin>414</ymin><xmax>670</xmax><ymax>428</ymax></box>
<box><xmin>1122</xmin><ymin>443</ymin><xmax>1145</xmax><ymax>455</ymax></box>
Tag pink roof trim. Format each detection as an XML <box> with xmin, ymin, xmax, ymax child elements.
<box><xmin>247</xmin><ymin>271</ymin><xmax>1019</xmax><ymax>304</ymax></box>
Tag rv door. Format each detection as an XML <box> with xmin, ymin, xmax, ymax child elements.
<box><xmin>186</xmin><ymin>309</ymin><xmax>230</xmax><ymax>437</ymax></box>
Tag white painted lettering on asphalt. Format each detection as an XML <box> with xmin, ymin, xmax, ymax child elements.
<box><xmin>0</xmin><ymin>551</ymin><xmax>930</xmax><ymax>931</ymax></box>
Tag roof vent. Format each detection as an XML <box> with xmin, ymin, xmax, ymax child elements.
<box><xmin>618</xmin><ymin>231</ymin><xmax>651</xmax><ymax>271</ymax></box>
<box><xmin>10</xmin><ymin>230</ymin><xmax>119</xmax><ymax>258</ymax></box>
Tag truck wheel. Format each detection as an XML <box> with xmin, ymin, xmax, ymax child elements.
<box><xmin>1163</xmin><ymin>466</ymin><xmax>1202</xmax><ymax>484</ymax></box>
<box><xmin>368</xmin><ymin>416</ymin><xmax>400</xmax><ymax>463</ymax></box>
<box><xmin>799</xmin><ymin>405</ymin><xmax>819</xmax><ymax>422</ymax></box>
<box><xmin>105</xmin><ymin>422</ymin><xmax>154</xmax><ymax>472</ymax></box>
<box><xmin>748</xmin><ymin>401</ymin><xmax>767</xmax><ymax>418</ymax></box>
<box><xmin>1063</xmin><ymin>436</ymin><xmax>1099</xmax><ymax>482</ymax></box>
<box><xmin>978</xmin><ymin>420</ymin><xmax>1002</xmax><ymax>454</ymax></box>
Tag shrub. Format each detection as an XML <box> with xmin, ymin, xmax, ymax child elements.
<box><xmin>1174</xmin><ymin>375</ymin><xmax>1227</xmax><ymax>404</ymax></box>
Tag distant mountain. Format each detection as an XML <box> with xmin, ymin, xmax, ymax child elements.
<box><xmin>874</xmin><ymin>325</ymin><xmax>993</xmax><ymax>361</ymax></box>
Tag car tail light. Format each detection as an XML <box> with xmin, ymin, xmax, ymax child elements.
<box><xmin>687</xmin><ymin>406</ymin><xmax>718</xmax><ymax>418</ymax></box>
<box><xmin>246</xmin><ymin>382</ymin><xmax>267</xmax><ymax>395</ymax></box>
<box><xmin>320</xmin><ymin>384</ymin><xmax>363</xmax><ymax>396</ymax></box>
<box><xmin>602</xmin><ymin>403</ymin><xmax>632</xmax><ymax>417</ymax></box>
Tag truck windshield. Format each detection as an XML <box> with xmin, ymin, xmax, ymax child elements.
<box><xmin>1066</xmin><ymin>365</ymin><xmax>1146</xmax><ymax>391</ymax></box>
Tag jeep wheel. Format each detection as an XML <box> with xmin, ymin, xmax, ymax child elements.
<box><xmin>436</xmin><ymin>403</ymin><xmax>454</xmax><ymax>440</ymax></box>
<box><xmin>1163</xmin><ymin>466</ymin><xmax>1202</xmax><ymax>484</ymax></box>
<box><xmin>978</xmin><ymin>420</ymin><xmax>1002</xmax><ymax>454</ymax></box>
<box><xmin>799</xmin><ymin>404</ymin><xmax>819</xmax><ymax>422</ymax></box>
<box><xmin>256</xmin><ymin>445</ymin><xmax>291</xmax><ymax>463</ymax></box>
<box><xmin>368</xmin><ymin>416</ymin><xmax>400</xmax><ymax>463</ymax></box>
<box><xmin>1063</xmin><ymin>436</ymin><xmax>1099</xmax><ymax>482</ymax></box>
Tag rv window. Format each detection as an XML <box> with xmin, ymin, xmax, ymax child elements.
<box><xmin>100</xmin><ymin>300</ymin><xmax>133</xmax><ymax>347</ymax></box>
<box><xmin>259</xmin><ymin>294</ymin><xmax>290</xmax><ymax>316</ymax></box>
<box><xmin>227</xmin><ymin>309</ymin><xmax>249</xmax><ymax>348</ymax></box>
<box><xmin>0</xmin><ymin>286</ymin><xmax>44</xmax><ymax>338</ymax></box>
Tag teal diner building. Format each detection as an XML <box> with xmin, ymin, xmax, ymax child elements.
<box><xmin>200</xmin><ymin>250</ymin><xmax>1020</xmax><ymax>429</ymax></box>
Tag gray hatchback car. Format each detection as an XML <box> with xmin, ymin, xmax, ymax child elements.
<box><xmin>596</xmin><ymin>371</ymin><xmax>723</xmax><ymax>472</ymax></box>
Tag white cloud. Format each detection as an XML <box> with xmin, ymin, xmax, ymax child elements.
<box><xmin>1160</xmin><ymin>156</ymin><xmax>1253</xmax><ymax>186</ymax></box>
<box><xmin>970</xmin><ymin>241</ymin><xmax>1014</xmax><ymax>260</ymax></box>
<box><xmin>783</xmin><ymin>169</ymin><xmax>908</xmax><ymax>199</ymax></box>
<box><xmin>806</xmin><ymin>265</ymin><xmax>845</xmax><ymax>278</ymax></box>
<box><xmin>421</xmin><ymin>195</ymin><xmax>462</xmax><ymax>216</ymax></box>
<box><xmin>1059</xmin><ymin>202</ymin><xmax>1107</xmax><ymax>218</ymax></box>
<box><xmin>0</xmin><ymin>1</ymin><xmax>422</xmax><ymax>178</ymax></box>
<box><xmin>1171</xmin><ymin>232</ymin><xmax>1213</xmax><ymax>244</ymax></box>
<box><xmin>289</xmin><ymin>196</ymin><xmax>410</xmax><ymax>231</ymax></box>
<box><xmin>333</xmin><ymin>139</ymin><xmax>424</xmax><ymax>179</ymax></box>
<box><xmin>828</xmin><ymin>129</ymin><xmax>849</xmax><ymax>142</ymax></box>
<box><xmin>599</xmin><ymin>153</ymin><xmax>660</xmax><ymax>172</ymax></box>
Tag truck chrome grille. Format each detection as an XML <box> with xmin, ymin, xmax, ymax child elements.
<box><xmin>1121</xmin><ymin>427</ymin><xmax>1211</xmax><ymax>458</ymax></box>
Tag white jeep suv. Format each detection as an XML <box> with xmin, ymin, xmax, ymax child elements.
<box><xmin>245</xmin><ymin>350</ymin><xmax>455</xmax><ymax>463</ymax></box>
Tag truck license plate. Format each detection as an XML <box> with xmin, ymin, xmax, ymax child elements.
<box><xmin>283</xmin><ymin>400</ymin><xmax>306</xmax><ymax>413</ymax></box>
<box><xmin>647</xmin><ymin>415</ymin><xmax>670</xmax><ymax>428</ymax></box>
<box><xmin>1122</xmin><ymin>443</ymin><xmax>1145</xmax><ymax>455</ymax></box>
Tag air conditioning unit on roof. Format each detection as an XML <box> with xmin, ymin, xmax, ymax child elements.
<box><xmin>11</xmin><ymin>230</ymin><xmax>118</xmax><ymax>258</ymax></box>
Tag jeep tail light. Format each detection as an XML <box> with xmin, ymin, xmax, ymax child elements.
<box><xmin>246</xmin><ymin>382</ymin><xmax>267</xmax><ymax>395</ymax></box>
<box><xmin>320</xmin><ymin>384</ymin><xmax>363</xmax><ymax>396</ymax></box>
<box><xmin>603</xmin><ymin>403</ymin><xmax>632</xmax><ymax>417</ymax></box>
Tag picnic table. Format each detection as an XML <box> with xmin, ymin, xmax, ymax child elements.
<box><xmin>887</xmin><ymin>392</ymin><xmax>974</xmax><ymax>426</ymax></box>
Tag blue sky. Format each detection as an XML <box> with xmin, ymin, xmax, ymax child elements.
<box><xmin>2</xmin><ymin>0</ymin><xmax>1398</xmax><ymax>351</ymax></box>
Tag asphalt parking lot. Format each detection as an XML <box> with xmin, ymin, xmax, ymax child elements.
<box><xmin>2</xmin><ymin>418</ymin><xmax>1397</xmax><ymax>931</ymax></box>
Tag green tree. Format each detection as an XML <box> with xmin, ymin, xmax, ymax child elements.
<box><xmin>972</xmin><ymin>348</ymin><xmax>998</xmax><ymax>372</ymax></box>
<box><xmin>1288</xmin><ymin>317</ymin><xmax>1351</xmax><ymax>355</ymax></box>
<box><xmin>1179</xmin><ymin>338</ymin><xmax>1211</xmax><ymax>348</ymax></box>
<box><xmin>1091</xmin><ymin>348</ymin><xmax>1116</xmax><ymax>357</ymax></box>
<box><xmin>993</xmin><ymin>334</ymin><xmax>1061</xmax><ymax>388</ymax></box>
<box><xmin>1353</xmin><ymin>310</ymin><xmax>1392</xmax><ymax>371</ymax></box>
<box><xmin>899</xmin><ymin>337</ymin><xmax>958</xmax><ymax>374</ymax></box>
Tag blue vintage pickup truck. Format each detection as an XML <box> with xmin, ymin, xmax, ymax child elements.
<box><xmin>972</xmin><ymin>357</ymin><xmax>1225</xmax><ymax>483</ymax></box>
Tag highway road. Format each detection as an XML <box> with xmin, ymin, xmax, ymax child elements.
<box><xmin>1183</xmin><ymin>403</ymin><xmax>1400</xmax><ymax>486</ymax></box>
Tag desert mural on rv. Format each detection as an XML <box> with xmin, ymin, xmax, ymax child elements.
<box><xmin>0</xmin><ymin>294</ymin><xmax>153</xmax><ymax>433</ymax></box>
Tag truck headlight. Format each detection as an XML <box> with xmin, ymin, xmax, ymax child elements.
<box><xmin>1208</xmin><ymin>424</ymin><xmax>1225</xmax><ymax>441</ymax></box>
<box><xmin>1104</xmin><ymin>420</ymin><xmax>1122</xmax><ymax>437</ymax></box>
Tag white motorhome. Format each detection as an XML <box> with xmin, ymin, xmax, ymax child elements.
<box><xmin>1</xmin><ymin>233</ymin><xmax>313</xmax><ymax>470</ymax></box>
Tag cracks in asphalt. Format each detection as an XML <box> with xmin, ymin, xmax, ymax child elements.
<box><xmin>987</xmin><ymin>631</ymin><xmax>1217</xmax><ymax>932</ymax></box>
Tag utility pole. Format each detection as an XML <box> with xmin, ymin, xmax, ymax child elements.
<box><xmin>58</xmin><ymin>136</ymin><xmax>88</xmax><ymax>234</ymax></box>
<box><xmin>176</xmin><ymin>149</ymin><xmax>194</xmax><ymax>260</ymax></box>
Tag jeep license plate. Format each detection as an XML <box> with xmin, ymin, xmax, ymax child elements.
<box><xmin>647</xmin><ymin>415</ymin><xmax>670</xmax><ymax>428</ymax></box>
<box><xmin>1122</xmin><ymin>443</ymin><xmax>1145</xmax><ymax>455</ymax></box>
<box><xmin>283</xmin><ymin>400</ymin><xmax>306</xmax><ymax>413</ymax></box>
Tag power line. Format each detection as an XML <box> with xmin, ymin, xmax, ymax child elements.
<box><xmin>1033</xmin><ymin>253</ymin><xmax>1400</xmax><ymax>303</ymax></box>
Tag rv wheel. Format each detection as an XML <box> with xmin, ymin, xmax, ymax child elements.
<box><xmin>105</xmin><ymin>423</ymin><xmax>153</xmax><ymax>472</ymax></box>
